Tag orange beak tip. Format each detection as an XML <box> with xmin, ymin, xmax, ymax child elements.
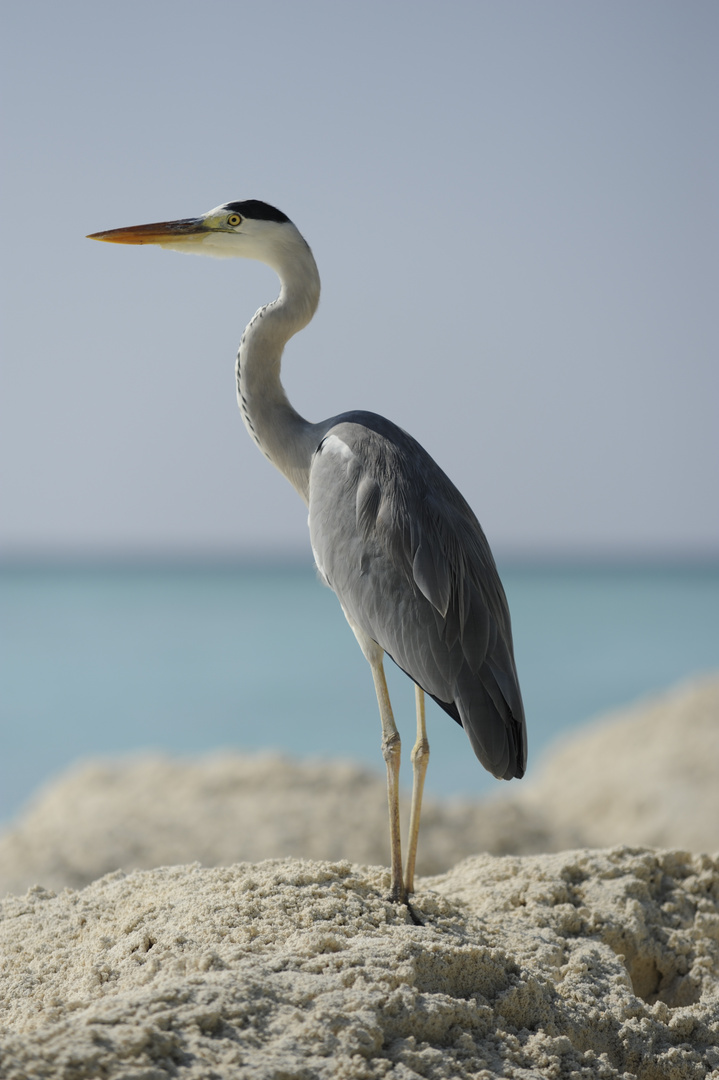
<box><xmin>85</xmin><ymin>219</ymin><xmax>209</xmax><ymax>246</ymax></box>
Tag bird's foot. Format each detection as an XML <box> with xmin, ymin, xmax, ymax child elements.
<box><xmin>405</xmin><ymin>900</ymin><xmax>425</xmax><ymax>926</ymax></box>
<box><xmin>387</xmin><ymin>886</ymin><xmax>424</xmax><ymax>926</ymax></box>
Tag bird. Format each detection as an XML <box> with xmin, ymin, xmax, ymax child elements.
<box><xmin>87</xmin><ymin>199</ymin><xmax>527</xmax><ymax>912</ymax></box>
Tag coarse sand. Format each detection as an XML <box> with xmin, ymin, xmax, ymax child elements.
<box><xmin>0</xmin><ymin>849</ymin><xmax>717</xmax><ymax>1079</ymax></box>
<box><xmin>0</xmin><ymin>676</ymin><xmax>718</xmax><ymax>1078</ymax></box>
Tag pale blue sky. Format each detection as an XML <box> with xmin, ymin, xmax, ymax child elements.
<box><xmin>2</xmin><ymin>1</ymin><xmax>717</xmax><ymax>559</ymax></box>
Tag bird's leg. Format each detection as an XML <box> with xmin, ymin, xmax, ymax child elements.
<box><xmin>404</xmin><ymin>685</ymin><xmax>429</xmax><ymax>895</ymax></box>
<box><xmin>369</xmin><ymin>655</ymin><xmax>406</xmax><ymax>905</ymax></box>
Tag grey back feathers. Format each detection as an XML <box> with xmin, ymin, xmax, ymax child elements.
<box><xmin>308</xmin><ymin>410</ymin><xmax>527</xmax><ymax>781</ymax></box>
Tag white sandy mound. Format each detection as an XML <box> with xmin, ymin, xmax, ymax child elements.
<box><xmin>0</xmin><ymin>848</ymin><xmax>717</xmax><ymax>1079</ymax></box>
<box><xmin>1</xmin><ymin>676</ymin><xmax>716</xmax><ymax>897</ymax></box>
<box><xmin>517</xmin><ymin>675</ymin><xmax>719</xmax><ymax>853</ymax></box>
<box><xmin>0</xmin><ymin>753</ymin><xmax>551</xmax><ymax>896</ymax></box>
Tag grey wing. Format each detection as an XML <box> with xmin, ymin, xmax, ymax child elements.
<box><xmin>308</xmin><ymin>415</ymin><xmax>526</xmax><ymax>782</ymax></box>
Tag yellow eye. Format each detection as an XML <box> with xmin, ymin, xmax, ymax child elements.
<box><xmin>227</xmin><ymin>214</ymin><xmax>242</xmax><ymax>227</ymax></box>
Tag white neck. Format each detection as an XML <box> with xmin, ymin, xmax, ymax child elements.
<box><xmin>235</xmin><ymin>229</ymin><xmax>322</xmax><ymax>503</ymax></box>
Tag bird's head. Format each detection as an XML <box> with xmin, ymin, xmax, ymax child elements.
<box><xmin>88</xmin><ymin>199</ymin><xmax>309</xmax><ymax>272</ymax></box>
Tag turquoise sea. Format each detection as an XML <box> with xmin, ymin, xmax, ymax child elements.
<box><xmin>1</xmin><ymin>561</ymin><xmax>718</xmax><ymax>824</ymax></box>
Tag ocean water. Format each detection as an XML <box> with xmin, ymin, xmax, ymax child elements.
<box><xmin>1</xmin><ymin>561</ymin><xmax>717</xmax><ymax>824</ymax></box>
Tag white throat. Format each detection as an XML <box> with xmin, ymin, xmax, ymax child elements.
<box><xmin>234</xmin><ymin>225</ymin><xmax>322</xmax><ymax>502</ymax></box>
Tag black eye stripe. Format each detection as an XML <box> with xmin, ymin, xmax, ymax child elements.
<box><xmin>223</xmin><ymin>200</ymin><xmax>290</xmax><ymax>224</ymax></box>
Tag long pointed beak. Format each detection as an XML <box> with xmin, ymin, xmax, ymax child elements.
<box><xmin>87</xmin><ymin>218</ymin><xmax>210</xmax><ymax>245</ymax></box>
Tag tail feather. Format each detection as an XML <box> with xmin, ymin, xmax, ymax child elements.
<box><xmin>388</xmin><ymin>653</ymin><xmax>527</xmax><ymax>782</ymax></box>
<box><xmin>455</xmin><ymin>665</ymin><xmax>526</xmax><ymax>780</ymax></box>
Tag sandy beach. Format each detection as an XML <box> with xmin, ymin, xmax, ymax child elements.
<box><xmin>1</xmin><ymin>676</ymin><xmax>717</xmax><ymax>1078</ymax></box>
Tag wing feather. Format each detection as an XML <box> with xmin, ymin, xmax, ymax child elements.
<box><xmin>308</xmin><ymin>411</ymin><xmax>527</xmax><ymax>782</ymax></box>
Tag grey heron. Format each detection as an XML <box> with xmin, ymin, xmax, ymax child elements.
<box><xmin>88</xmin><ymin>200</ymin><xmax>527</xmax><ymax>911</ymax></box>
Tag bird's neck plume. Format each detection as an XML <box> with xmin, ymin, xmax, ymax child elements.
<box><xmin>236</xmin><ymin>232</ymin><xmax>322</xmax><ymax>502</ymax></box>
